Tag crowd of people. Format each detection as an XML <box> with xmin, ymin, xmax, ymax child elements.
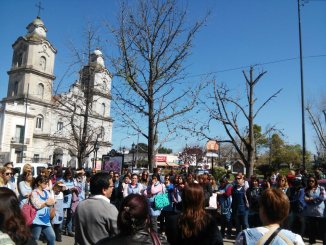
<box><xmin>0</xmin><ymin>161</ymin><xmax>325</xmax><ymax>245</ymax></box>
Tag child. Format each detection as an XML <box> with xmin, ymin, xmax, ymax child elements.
<box><xmin>52</xmin><ymin>181</ymin><xmax>65</xmax><ymax>242</ymax></box>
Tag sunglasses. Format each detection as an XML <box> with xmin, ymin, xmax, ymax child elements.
<box><xmin>308</xmin><ymin>180</ymin><xmax>315</xmax><ymax>182</ymax></box>
<box><xmin>236</xmin><ymin>177</ymin><xmax>242</xmax><ymax>180</ymax></box>
<box><xmin>5</xmin><ymin>172</ymin><xmax>13</xmax><ymax>176</ymax></box>
<box><xmin>114</xmin><ymin>175</ymin><xmax>119</xmax><ymax>177</ymax></box>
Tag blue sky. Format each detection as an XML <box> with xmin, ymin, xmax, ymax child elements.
<box><xmin>0</xmin><ymin>0</ymin><xmax>325</xmax><ymax>155</ymax></box>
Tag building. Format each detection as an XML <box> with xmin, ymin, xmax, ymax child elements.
<box><xmin>0</xmin><ymin>16</ymin><xmax>113</xmax><ymax>167</ymax></box>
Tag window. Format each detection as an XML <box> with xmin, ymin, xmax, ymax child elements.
<box><xmin>99</xmin><ymin>126</ymin><xmax>105</xmax><ymax>139</ymax></box>
<box><xmin>101</xmin><ymin>103</ymin><xmax>106</xmax><ymax>116</ymax></box>
<box><xmin>37</xmin><ymin>83</ymin><xmax>44</xmax><ymax>98</ymax></box>
<box><xmin>36</xmin><ymin>115</ymin><xmax>43</xmax><ymax>129</ymax></box>
<box><xmin>39</xmin><ymin>56</ymin><xmax>46</xmax><ymax>71</ymax></box>
<box><xmin>15</xmin><ymin>125</ymin><xmax>24</xmax><ymax>143</ymax></box>
<box><xmin>33</xmin><ymin>154</ymin><xmax>40</xmax><ymax>163</ymax></box>
<box><xmin>17</xmin><ymin>53</ymin><xmax>23</xmax><ymax>67</ymax></box>
<box><xmin>102</xmin><ymin>81</ymin><xmax>106</xmax><ymax>91</ymax></box>
<box><xmin>12</xmin><ymin>81</ymin><xmax>19</xmax><ymax>96</ymax></box>
<box><xmin>57</xmin><ymin>121</ymin><xmax>63</xmax><ymax>131</ymax></box>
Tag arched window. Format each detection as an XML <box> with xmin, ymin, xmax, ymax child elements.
<box><xmin>57</xmin><ymin>121</ymin><xmax>63</xmax><ymax>131</ymax></box>
<box><xmin>38</xmin><ymin>83</ymin><xmax>44</xmax><ymax>98</ymax></box>
<box><xmin>12</xmin><ymin>81</ymin><xmax>19</xmax><ymax>96</ymax></box>
<box><xmin>17</xmin><ymin>53</ymin><xmax>23</xmax><ymax>67</ymax></box>
<box><xmin>39</xmin><ymin>56</ymin><xmax>46</xmax><ymax>71</ymax></box>
<box><xmin>102</xmin><ymin>81</ymin><xmax>106</xmax><ymax>91</ymax></box>
<box><xmin>99</xmin><ymin>126</ymin><xmax>105</xmax><ymax>139</ymax></box>
<box><xmin>101</xmin><ymin>103</ymin><xmax>106</xmax><ymax>116</ymax></box>
<box><xmin>35</xmin><ymin>115</ymin><xmax>44</xmax><ymax>129</ymax></box>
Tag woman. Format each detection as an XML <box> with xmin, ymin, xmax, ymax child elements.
<box><xmin>199</xmin><ymin>174</ymin><xmax>213</xmax><ymax>207</ymax></box>
<box><xmin>303</xmin><ymin>175</ymin><xmax>325</xmax><ymax>244</ymax></box>
<box><xmin>144</xmin><ymin>174</ymin><xmax>164</xmax><ymax>232</ymax></box>
<box><xmin>30</xmin><ymin>175</ymin><xmax>55</xmax><ymax>245</ymax></box>
<box><xmin>235</xmin><ymin>188</ymin><xmax>304</xmax><ymax>245</ymax></box>
<box><xmin>18</xmin><ymin>170</ymin><xmax>33</xmax><ymax>207</ymax></box>
<box><xmin>276</xmin><ymin>175</ymin><xmax>290</xmax><ymax>194</ymax></box>
<box><xmin>0</xmin><ymin>167</ymin><xmax>16</xmax><ymax>193</ymax></box>
<box><xmin>173</xmin><ymin>175</ymin><xmax>185</xmax><ymax>212</ymax></box>
<box><xmin>216</xmin><ymin>177</ymin><xmax>233</xmax><ymax>239</ymax></box>
<box><xmin>52</xmin><ymin>181</ymin><xmax>65</xmax><ymax>242</ymax></box>
<box><xmin>96</xmin><ymin>194</ymin><xmax>168</xmax><ymax>245</ymax></box>
<box><xmin>246</xmin><ymin>175</ymin><xmax>262</xmax><ymax>228</ymax></box>
<box><xmin>123</xmin><ymin>174</ymin><xmax>143</xmax><ymax>197</ymax></box>
<box><xmin>275</xmin><ymin>174</ymin><xmax>291</xmax><ymax>229</ymax></box>
<box><xmin>0</xmin><ymin>187</ymin><xmax>36</xmax><ymax>245</ymax></box>
<box><xmin>62</xmin><ymin>168</ymin><xmax>78</xmax><ymax>236</ymax></box>
<box><xmin>166</xmin><ymin>183</ymin><xmax>223</xmax><ymax>245</ymax></box>
<box><xmin>139</xmin><ymin>171</ymin><xmax>149</xmax><ymax>192</ymax></box>
<box><xmin>40</xmin><ymin>168</ymin><xmax>53</xmax><ymax>191</ymax></box>
<box><xmin>231</xmin><ymin>173</ymin><xmax>249</xmax><ymax>235</ymax></box>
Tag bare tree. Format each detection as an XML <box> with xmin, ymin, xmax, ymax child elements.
<box><xmin>51</xmin><ymin>25</ymin><xmax>111</xmax><ymax>168</ymax></box>
<box><xmin>307</xmin><ymin>97</ymin><xmax>326</xmax><ymax>155</ymax></box>
<box><xmin>205</xmin><ymin>67</ymin><xmax>281</xmax><ymax>177</ymax></box>
<box><xmin>109</xmin><ymin>0</ymin><xmax>207</xmax><ymax>171</ymax></box>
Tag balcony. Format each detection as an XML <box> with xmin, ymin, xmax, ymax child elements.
<box><xmin>11</xmin><ymin>137</ymin><xmax>30</xmax><ymax>144</ymax></box>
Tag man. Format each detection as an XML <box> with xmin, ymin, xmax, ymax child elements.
<box><xmin>75</xmin><ymin>172</ymin><xmax>118</xmax><ymax>245</ymax></box>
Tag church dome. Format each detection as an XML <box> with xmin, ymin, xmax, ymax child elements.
<box><xmin>90</xmin><ymin>49</ymin><xmax>105</xmax><ymax>68</ymax></box>
<box><xmin>26</xmin><ymin>16</ymin><xmax>47</xmax><ymax>40</ymax></box>
<box><xmin>93</xmin><ymin>49</ymin><xmax>103</xmax><ymax>56</ymax></box>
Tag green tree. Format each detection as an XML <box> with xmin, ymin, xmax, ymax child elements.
<box><xmin>269</xmin><ymin>133</ymin><xmax>285</xmax><ymax>168</ymax></box>
<box><xmin>157</xmin><ymin>147</ymin><xmax>173</xmax><ymax>154</ymax></box>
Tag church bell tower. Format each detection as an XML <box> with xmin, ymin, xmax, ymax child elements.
<box><xmin>6</xmin><ymin>16</ymin><xmax>56</xmax><ymax>103</ymax></box>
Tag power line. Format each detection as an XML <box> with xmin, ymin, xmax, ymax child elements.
<box><xmin>187</xmin><ymin>54</ymin><xmax>326</xmax><ymax>78</ymax></box>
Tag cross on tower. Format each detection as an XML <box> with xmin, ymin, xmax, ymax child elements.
<box><xmin>35</xmin><ymin>1</ymin><xmax>44</xmax><ymax>17</ymax></box>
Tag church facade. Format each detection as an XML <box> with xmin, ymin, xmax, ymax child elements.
<box><xmin>0</xmin><ymin>16</ymin><xmax>113</xmax><ymax>168</ymax></box>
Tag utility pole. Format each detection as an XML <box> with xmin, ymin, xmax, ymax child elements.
<box><xmin>297</xmin><ymin>0</ymin><xmax>306</xmax><ymax>168</ymax></box>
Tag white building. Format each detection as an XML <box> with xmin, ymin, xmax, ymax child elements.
<box><xmin>0</xmin><ymin>16</ymin><xmax>113</xmax><ymax>168</ymax></box>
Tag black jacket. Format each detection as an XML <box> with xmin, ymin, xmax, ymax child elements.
<box><xmin>96</xmin><ymin>228</ymin><xmax>169</xmax><ymax>245</ymax></box>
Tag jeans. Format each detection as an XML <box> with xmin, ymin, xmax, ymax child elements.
<box><xmin>235</xmin><ymin>210</ymin><xmax>249</xmax><ymax>235</ymax></box>
<box><xmin>31</xmin><ymin>224</ymin><xmax>55</xmax><ymax>245</ymax></box>
<box><xmin>220</xmin><ymin>214</ymin><xmax>232</xmax><ymax>238</ymax></box>
<box><xmin>64</xmin><ymin>208</ymin><xmax>73</xmax><ymax>233</ymax></box>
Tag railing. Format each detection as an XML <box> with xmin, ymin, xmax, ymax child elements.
<box><xmin>11</xmin><ymin>137</ymin><xmax>30</xmax><ymax>144</ymax></box>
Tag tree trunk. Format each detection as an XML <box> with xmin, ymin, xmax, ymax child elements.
<box><xmin>148</xmin><ymin>100</ymin><xmax>155</xmax><ymax>172</ymax></box>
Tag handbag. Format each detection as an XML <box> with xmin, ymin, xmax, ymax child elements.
<box><xmin>149</xmin><ymin>229</ymin><xmax>161</xmax><ymax>245</ymax></box>
<box><xmin>21</xmin><ymin>199</ymin><xmax>37</xmax><ymax>226</ymax></box>
<box><xmin>154</xmin><ymin>193</ymin><xmax>170</xmax><ymax>210</ymax></box>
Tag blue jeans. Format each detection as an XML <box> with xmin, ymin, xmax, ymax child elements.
<box><xmin>32</xmin><ymin>224</ymin><xmax>55</xmax><ymax>245</ymax></box>
<box><xmin>236</xmin><ymin>210</ymin><xmax>249</xmax><ymax>235</ymax></box>
<box><xmin>64</xmin><ymin>208</ymin><xmax>73</xmax><ymax>233</ymax></box>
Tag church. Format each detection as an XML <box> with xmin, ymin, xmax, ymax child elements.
<box><xmin>0</xmin><ymin>16</ymin><xmax>113</xmax><ymax>168</ymax></box>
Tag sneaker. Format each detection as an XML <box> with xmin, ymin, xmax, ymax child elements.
<box><xmin>67</xmin><ymin>232</ymin><xmax>75</xmax><ymax>237</ymax></box>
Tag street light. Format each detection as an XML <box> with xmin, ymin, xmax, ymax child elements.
<box><xmin>131</xmin><ymin>143</ymin><xmax>135</xmax><ymax>172</ymax></box>
<box><xmin>119</xmin><ymin>136</ymin><xmax>130</xmax><ymax>153</ymax></box>
<box><xmin>297</xmin><ymin>0</ymin><xmax>306</xmax><ymax>168</ymax></box>
<box><xmin>93</xmin><ymin>140</ymin><xmax>100</xmax><ymax>169</ymax></box>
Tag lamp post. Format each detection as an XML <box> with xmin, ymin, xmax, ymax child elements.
<box><xmin>122</xmin><ymin>147</ymin><xmax>126</xmax><ymax>169</ymax></box>
<box><xmin>131</xmin><ymin>143</ymin><xmax>135</xmax><ymax>172</ymax></box>
<box><xmin>119</xmin><ymin>136</ymin><xmax>130</xmax><ymax>153</ymax></box>
<box><xmin>93</xmin><ymin>140</ymin><xmax>100</xmax><ymax>169</ymax></box>
<box><xmin>297</xmin><ymin>0</ymin><xmax>306</xmax><ymax>168</ymax></box>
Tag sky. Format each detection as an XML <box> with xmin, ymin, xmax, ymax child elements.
<box><xmin>0</xmin><ymin>0</ymin><xmax>325</xmax><ymax>155</ymax></box>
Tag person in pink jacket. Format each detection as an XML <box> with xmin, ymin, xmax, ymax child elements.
<box><xmin>144</xmin><ymin>174</ymin><xmax>164</xmax><ymax>232</ymax></box>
